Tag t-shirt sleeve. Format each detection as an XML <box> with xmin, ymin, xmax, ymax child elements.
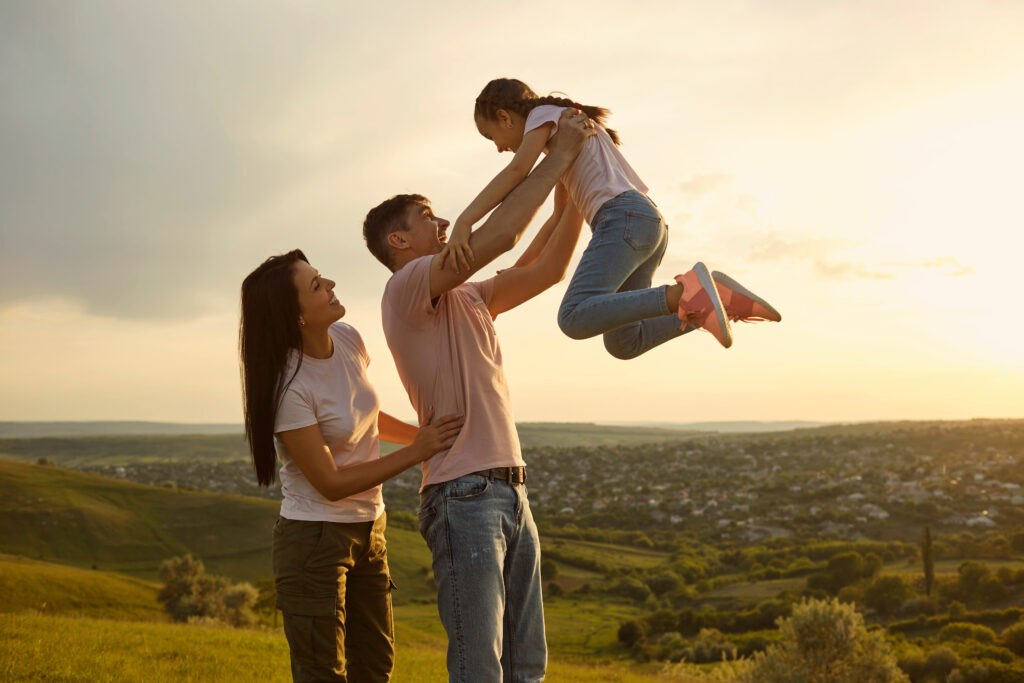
<box><xmin>524</xmin><ymin>105</ymin><xmax>563</xmax><ymax>141</ymax></box>
<box><xmin>275</xmin><ymin>382</ymin><xmax>318</xmax><ymax>434</ymax></box>
<box><xmin>464</xmin><ymin>276</ymin><xmax>496</xmax><ymax>307</ymax></box>
<box><xmin>333</xmin><ymin>322</ymin><xmax>370</xmax><ymax>366</ymax></box>
<box><xmin>383</xmin><ymin>255</ymin><xmax>437</xmax><ymax>329</ymax></box>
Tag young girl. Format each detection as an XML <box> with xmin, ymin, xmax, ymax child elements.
<box><xmin>438</xmin><ymin>77</ymin><xmax>780</xmax><ymax>357</ymax></box>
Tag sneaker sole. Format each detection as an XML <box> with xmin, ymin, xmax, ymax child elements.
<box><xmin>711</xmin><ymin>270</ymin><xmax>782</xmax><ymax>322</ymax></box>
<box><xmin>694</xmin><ymin>262</ymin><xmax>733</xmax><ymax>348</ymax></box>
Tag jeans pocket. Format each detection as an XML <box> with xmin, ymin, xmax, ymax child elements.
<box><xmin>445</xmin><ymin>476</ymin><xmax>490</xmax><ymax>501</ymax></box>
<box><xmin>417</xmin><ymin>503</ymin><xmax>437</xmax><ymax>540</ymax></box>
<box><xmin>623</xmin><ymin>209</ymin><xmax>663</xmax><ymax>252</ymax></box>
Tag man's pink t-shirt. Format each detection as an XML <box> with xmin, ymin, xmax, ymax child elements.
<box><xmin>381</xmin><ymin>255</ymin><xmax>524</xmax><ymax>489</ymax></box>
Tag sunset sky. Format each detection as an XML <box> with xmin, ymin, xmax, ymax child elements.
<box><xmin>2</xmin><ymin>1</ymin><xmax>1022</xmax><ymax>424</ymax></box>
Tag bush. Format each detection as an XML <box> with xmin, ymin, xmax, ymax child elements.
<box><xmin>618</xmin><ymin>619</ymin><xmax>645</xmax><ymax>647</ymax></box>
<box><xmin>540</xmin><ymin>558</ymin><xmax>558</xmax><ymax>581</ymax></box>
<box><xmin>864</xmin><ymin>575</ymin><xmax>912</xmax><ymax>616</ymax></box>
<box><xmin>938</xmin><ymin>622</ymin><xmax>998</xmax><ymax>645</ymax></box>
<box><xmin>609</xmin><ymin>577</ymin><xmax>652</xmax><ymax>602</ymax></box>
<box><xmin>645</xmin><ymin>571</ymin><xmax>681</xmax><ymax>597</ymax></box>
<box><xmin>157</xmin><ymin>554</ymin><xmax>257</xmax><ymax>627</ymax></box>
<box><xmin>925</xmin><ymin>647</ymin><xmax>959</xmax><ymax>680</ymax></box>
<box><xmin>743</xmin><ymin>598</ymin><xmax>908</xmax><ymax>682</ymax></box>
<box><xmin>1002</xmin><ymin>621</ymin><xmax>1024</xmax><ymax>657</ymax></box>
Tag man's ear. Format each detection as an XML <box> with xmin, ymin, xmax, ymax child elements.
<box><xmin>386</xmin><ymin>231</ymin><xmax>408</xmax><ymax>251</ymax></box>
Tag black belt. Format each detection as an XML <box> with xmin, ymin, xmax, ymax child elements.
<box><xmin>421</xmin><ymin>466</ymin><xmax>527</xmax><ymax>498</ymax></box>
<box><xmin>471</xmin><ymin>466</ymin><xmax>526</xmax><ymax>485</ymax></box>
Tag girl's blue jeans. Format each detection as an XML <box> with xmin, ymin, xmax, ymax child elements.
<box><xmin>557</xmin><ymin>190</ymin><xmax>690</xmax><ymax>359</ymax></box>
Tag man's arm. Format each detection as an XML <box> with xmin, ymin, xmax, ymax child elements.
<box><xmin>378</xmin><ymin>411</ymin><xmax>416</xmax><ymax>445</ymax></box>
<box><xmin>487</xmin><ymin>195</ymin><xmax>584</xmax><ymax>317</ymax></box>
<box><xmin>509</xmin><ymin>182</ymin><xmax>569</xmax><ymax>270</ymax></box>
<box><xmin>428</xmin><ymin>109</ymin><xmax>594</xmax><ymax>300</ymax></box>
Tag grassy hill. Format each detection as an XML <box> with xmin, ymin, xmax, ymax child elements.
<box><xmin>0</xmin><ymin>459</ymin><xmax>661</xmax><ymax>605</ymax></box>
<box><xmin>0</xmin><ymin>554</ymin><xmax>164</xmax><ymax>621</ymax></box>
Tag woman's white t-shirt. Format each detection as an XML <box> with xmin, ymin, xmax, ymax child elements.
<box><xmin>274</xmin><ymin>322</ymin><xmax>383</xmax><ymax>523</ymax></box>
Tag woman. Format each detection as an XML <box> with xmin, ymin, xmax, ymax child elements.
<box><xmin>240</xmin><ymin>249</ymin><xmax>461</xmax><ymax>682</ymax></box>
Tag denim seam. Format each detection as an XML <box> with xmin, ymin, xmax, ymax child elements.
<box><xmin>441</xmin><ymin>493</ymin><xmax>466</xmax><ymax>681</ymax></box>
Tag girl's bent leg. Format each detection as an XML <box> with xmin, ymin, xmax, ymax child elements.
<box><xmin>558</xmin><ymin>193</ymin><xmax>673</xmax><ymax>341</ymax></box>
<box><xmin>600</xmin><ymin>221</ymin><xmax>693</xmax><ymax>359</ymax></box>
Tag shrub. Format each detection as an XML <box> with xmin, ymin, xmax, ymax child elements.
<box><xmin>618</xmin><ymin>619</ymin><xmax>645</xmax><ymax>647</ymax></box>
<box><xmin>743</xmin><ymin>598</ymin><xmax>908</xmax><ymax>682</ymax></box>
<box><xmin>925</xmin><ymin>647</ymin><xmax>959</xmax><ymax>680</ymax></box>
<box><xmin>609</xmin><ymin>577</ymin><xmax>652</xmax><ymax>602</ymax></box>
<box><xmin>645</xmin><ymin>571</ymin><xmax>681</xmax><ymax>597</ymax></box>
<box><xmin>865</xmin><ymin>575</ymin><xmax>912</xmax><ymax>616</ymax></box>
<box><xmin>938</xmin><ymin>622</ymin><xmax>998</xmax><ymax>645</ymax></box>
<box><xmin>1002</xmin><ymin>621</ymin><xmax>1024</xmax><ymax>657</ymax></box>
<box><xmin>157</xmin><ymin>554</ymin><xmax>256</xmax><ymax>627</ymax></box>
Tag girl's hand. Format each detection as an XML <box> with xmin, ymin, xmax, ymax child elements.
<box><xmin>438</xmin><ymin>220</ymin><xmax>474</xmax><ymax>273</ymax></box>
<box><xmin>412</xmin><ymin>408</ymin><xmax>463</xmax><ymax>460</ymax></box>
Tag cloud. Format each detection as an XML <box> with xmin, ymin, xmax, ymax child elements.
<box><xmin>813</xmin><ymin>256</ymin><xmax>975</xmax><ymax>281</ymax></box>
<box><xmin>678</xmin><ymin>173</ymin><xmax>733</xmax><ymax>200</ymax></box>
<box><xmin>814</xmin><ymin>261</ymin><xmax>898</xmax><ymax>281</ymax></box>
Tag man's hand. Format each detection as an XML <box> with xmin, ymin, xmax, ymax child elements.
<box><xmin>438</xmin><ymin>219</ymin><xmax>474</xmax><ymax>273</ymax></box>
<box><xmin>547</xmin><ymin>108</ymin><xmax>597</xmax><ymax>159</ymax></box>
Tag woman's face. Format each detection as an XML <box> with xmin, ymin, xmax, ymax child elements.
<box><xmin>292</xmin><ymin>260</ymin><xmax>344</xmax><ymax>329</ymax></box>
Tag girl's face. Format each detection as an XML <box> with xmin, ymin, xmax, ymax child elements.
<box><xmin>292</xmin><ymin>260</ymin><xmax>344</xmax><ymax>329</ymax></box>
<box><xmin>476</xmin><ymin>110</ymin><xmax>525</xmax><ymax>153</ymax></box>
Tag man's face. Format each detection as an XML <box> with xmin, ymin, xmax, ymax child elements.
<box><xmin>400</xmin><ymin>202</ymin><xmax>450</xmax><ymax>257</ymax></box>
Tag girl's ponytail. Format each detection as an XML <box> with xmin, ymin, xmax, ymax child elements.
<box><xmin>527</xmin><ymin>95</ymin><xmax>620</xmax><ymax>146</ymax></box>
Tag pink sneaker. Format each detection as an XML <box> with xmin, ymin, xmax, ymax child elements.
<box><xmin>675</xmin><ymin>262</ymin><xmax>733</xmax><ymax>348</ymax></box>
<box><xmin>711</xmin><ymin>271</ymin><xmax>782</xmax><ymax>322</ymax></box>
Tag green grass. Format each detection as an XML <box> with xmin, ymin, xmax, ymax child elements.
<box><xmin>546</xmin><ymin>537</ymin><xmax>670</xmax><ymax>570</ymax></box>
<box><xmin>0</xmin><ymin>554</ymin><xmax>165</xmax><ymax>622</ymax></box>
<box><xmin>0</xmin><ymin>612</ymin><xmax>713</xmax><ymax>682</ymax></box>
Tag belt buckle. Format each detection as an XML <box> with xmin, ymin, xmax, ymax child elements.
<box><xmin>511</xmin><ymin>467</ymin><xmax>525</xmax><ymax>485</ymax></box>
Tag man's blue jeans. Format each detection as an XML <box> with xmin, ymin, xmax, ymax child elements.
<box><xmin>558</xmin><ymin>190</ymin><xmax>692</xmax><ymax>359</ymax></box>
<box><xmin>418</xmin><ymin>475</ymin><xmax>546</xmax><ymax>683</ymax></box>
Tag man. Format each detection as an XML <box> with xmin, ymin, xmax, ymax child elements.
<box><xmin>362</xmin><ymin>109</ymin><xmax>594</xmax><ymax>682</ymax></box>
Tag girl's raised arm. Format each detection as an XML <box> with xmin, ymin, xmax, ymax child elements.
<box><xmin>438</xmin><ymin>123</ymin><xmax>553</xmax><ymax>273</ymax></box>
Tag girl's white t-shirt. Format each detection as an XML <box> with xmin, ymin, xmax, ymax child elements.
<box><xmin>274</xmin><ymin>322</ymin><xmax>383</xmax><ymax>523</ymax></box>
<box><xmin>523</xmin><ymin>104</ymin><xmax>649</xmax><ymax>223</ymax></box>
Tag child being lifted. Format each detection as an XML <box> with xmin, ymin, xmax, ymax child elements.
<box><xmin>439</xmin><ymin>77</ymin><xmax>781</xmax><ymax>357</ymax></box>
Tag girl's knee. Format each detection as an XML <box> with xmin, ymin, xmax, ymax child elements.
<box><xmin>603</xmin><ymin>335</ymin><xmax>641</xmax><ymax>360</ymax></box>
<box><xmin>556</xmin><ymin>309</ymin><xmax>589</xmax><ymax>341</ymax></box>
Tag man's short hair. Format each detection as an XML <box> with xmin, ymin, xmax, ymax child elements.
<box><xmin>363</xmin><ymin>194</ymin><xmax>429</xmax><ymax>270</ymax></box>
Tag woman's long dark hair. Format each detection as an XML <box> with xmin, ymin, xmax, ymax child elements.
<box><xmin>474</xmin><ymin>77</ymin><xmax>621</xmax><ymax>146</ymax></box>
<box><xmin>239</xmin><ymin>249</ymin><xmax>308</xmax><ymax>486</ymax></box>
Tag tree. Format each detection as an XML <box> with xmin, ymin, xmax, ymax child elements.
<box><xmin>618</xmin><ymin>619</ymin><xmax>645</xmax><ymax>647</ymax></box>
<box><xmin>827</xmin><ymin>552</ymin><xmax>865</xmax><ymax>591</ymax></box>
<box><xmin>922</xmin><ymin>526</ymin><xmax>935</xmax><ymax>597</ymax></box>
<box><xmin>540</xmin><ymin>558</ymin><xmax>558</xmax><ymax>581</ymax></box>
<box><xmin>864</xmin><ymin>575</ymin><xmax>911</xmax><ymax>616</ymax></box>
<box><xmin>743</xmin><ymin>598</ymin><xmax>909</xmax><ymax>683</ymax></box>
<box><xmin>1011</xmin><ymin>531</ymin><xmax>1024</xmax><ymax>554</ymax></box>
